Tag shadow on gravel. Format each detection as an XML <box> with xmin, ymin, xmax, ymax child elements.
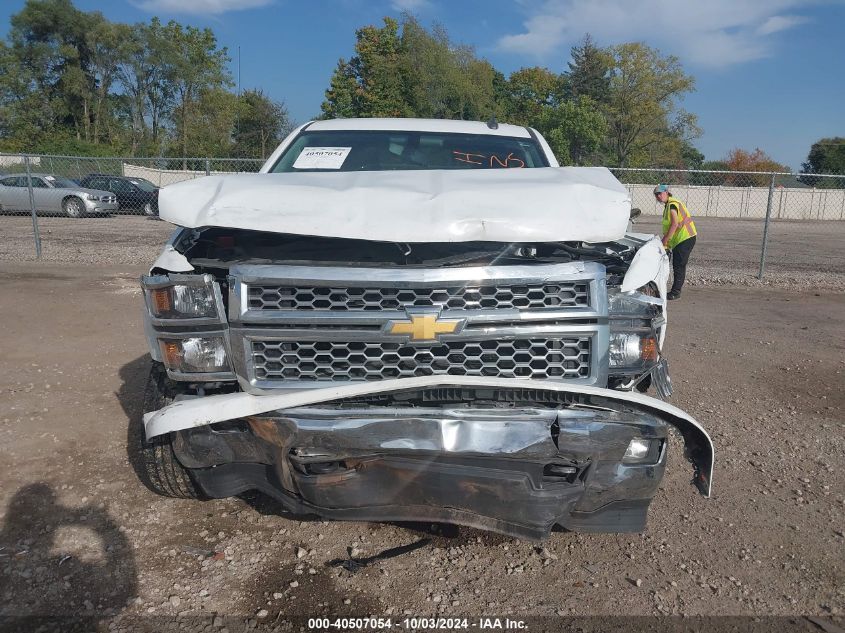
<box><xmin>0</xmin><ymin>482</ymin><xmax>138</xmax><ymax>630</ymax></box>
<box><xmin>117</xmin><ymin>354</ymin><xmax>156</xmax><ymax>495</ymax></box>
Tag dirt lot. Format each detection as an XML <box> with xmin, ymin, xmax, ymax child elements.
<box><xmin>1</xmin><ymin>214</ymin><xmax>845</xmax><ymax>289</ymax></box>
<box><xmin>0</xmin><ymin>262</ymin><xmax>842</xmax><ymax>632</ymax></box>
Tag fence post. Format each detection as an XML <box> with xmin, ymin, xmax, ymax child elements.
<box><xmin>757</xmin><ymin>173</ymin><xmax>776</xmax><ymax>280</ymax></box>
<box><xmin>24</xmin><ymin>155</ymin><xmax>42</xmax><ymax>260</ymax></box>
<box><xmin>205</xmin><ymin>158</ymin><xmax>211</xmax><ymax>176</ymax></box>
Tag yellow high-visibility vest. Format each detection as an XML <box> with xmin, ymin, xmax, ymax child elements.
<box><xmin>662</xmin><ymin>196</ymin><xmax>697</xmax><ymax>249</ymax></box>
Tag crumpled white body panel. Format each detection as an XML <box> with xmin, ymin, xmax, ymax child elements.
<box><xmin>621</xmin><ymin>236</ymin><xmax>671</xmax><ymax>346</ymax></box>
<box><xmin>158</xmin><ymin>167</ymin><xmax>631</xmax><ymax>243</ymax></box>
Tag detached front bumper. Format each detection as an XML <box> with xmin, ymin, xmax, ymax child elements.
<box><xmin>144</xmin><ymin>377</ymin><xmax>713</xmax><ymax>540</ymax></box>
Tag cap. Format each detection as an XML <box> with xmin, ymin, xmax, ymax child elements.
<box><xmin>653</xmin><ymin>184</ymin><xmax>669</xmax><ymax>194</ymax></box>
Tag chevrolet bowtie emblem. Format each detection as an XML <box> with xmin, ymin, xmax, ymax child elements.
<box><xmin>386</xmin><ymin>313</ymin><xmax>463</xmax><ymax>342</ymax></box>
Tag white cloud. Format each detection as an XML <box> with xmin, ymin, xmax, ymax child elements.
<box><xmin>134</xmin><ymin>0</ymin><xmax>274</xmax><ymax>15</ymax></box>
<box><xmin>391</xmin><ymin>0</ymin><xmax>432</xmax><ymax>11</ymax></box>
<box><xmin>757</xmin><ymin>14</ymin><xmax>809</xmax><ymax>35</ymax></box>
<box><xmin>496</xmin><ymin>0</ymin><xmax>819</xmax><ymax>68</ymax></box>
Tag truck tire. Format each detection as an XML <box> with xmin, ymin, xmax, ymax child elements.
<box><xmin>138</xmin><ymin>362</ymin><xmax>203</xmax><ymax>499</ymax></box>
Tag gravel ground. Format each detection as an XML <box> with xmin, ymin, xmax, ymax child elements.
<box><xmin>0</xmin><ymin>263</ymin><xmax>842</xmax><ymax>632</ymax></box>
<box><xmin>1</xmin><ymin>214</ymin><xmax>845</xmax><ymax>289</ymax></box>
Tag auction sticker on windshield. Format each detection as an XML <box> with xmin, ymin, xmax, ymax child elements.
<box><xmin>293</xmin><ymin>147</ymin><xmax>351</xmax><ymax>169</ymax></box>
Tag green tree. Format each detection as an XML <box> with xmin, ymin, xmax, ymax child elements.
<box><xmin>400</xmin><ymin>17</ymin><xmax>497</xmax><ymax>120</ymax></box>
<box><xmin>399</xmin><ymin>18</ymin><xmax>452</xmax><ymax>118</ymax></box>
<box><xmin>0</xmin><ymin>40</ymin><xmax>58</xmax><ymax>149</ymax></box>
<box><xmin>449</xmin><ymin>47</ymin><xmax>498</xmax><ymax>120</ymax></box>
<box><xmin>501</xmin><ymin>66</ymin><xmax>565</xmax><ymax>127</ymax></box>
<box><xmin>115</xmin><ymin>18</ymin><xmax>174</xmax><ymax>154</ymax></box>
<box><xmin>85</xmin><ymin>15</ymin><xmax>121</xmax><ymax>144</ymax></box>
<box><xmin>566</xmin><ymin>34</ymin><xmax>611</xmax><ymax>104</ymax></box>
<box><xmin>689</xmin><ymin>159</ymin><xmax>730</xmax><ymax>185</ymax></box>
<box><xmin>681</xmin><ymin>142</ymin><xmax>704</xmax><ymax>170</ymax></box>
<box><xmin>322</xmin><ymin>17</ymin><xmax>408</xmax><ymax>118</ymax></box>
<box><xmin>321</xmin><ymin>58</ymin><xmax>360</xmax><ymax>118</ymax></box>
<box><xmin>322</xmin><ymin>15</ymin><xmax>498</xmax><ymax>121</ymax></box>
<box><xmin>161</xmin><ymin>21</ymin><xmax>232</xmax><ymax>164</ymax></box>
<box><xmin>800</xmin><ymin>137</ymin><xmax>845</xmax><ymax>188</ymax></box>
<box><xmin>173</xmin><ymin>87</ymin><xmax>238</xmax><ymax>159</ymax></box>
<box><xmin>9</xmin><ymin>0</ymin><xmax>92</xmax><ymax>140</ymax></box>
<box><xmin>604</xmin><ymin>42</ymin><xmax>699</xmax><ymax>167</ymax></box>
<box><xmin>539</xmin><ymin>96</ymin><xmax>607</xmax><ymax>165</ymax></box>
<box><xmin>233</xmin><ymin>89</ymin><xmax>293</xmax><ymax>158</ymax></box>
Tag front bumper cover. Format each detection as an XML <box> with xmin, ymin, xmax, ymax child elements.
<box><xmin>144</xmin><ymin>377</ymin><xmax>713</xmax><ymax>540</ymax></box>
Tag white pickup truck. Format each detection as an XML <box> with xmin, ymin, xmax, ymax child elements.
<box><xmin>139</xmin><ymin>117</ymin><xmax>712</xmax><ymax>541</ymax></box>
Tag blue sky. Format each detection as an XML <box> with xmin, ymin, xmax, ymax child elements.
<box><xmin>2</xmin><ymin>0</ymin><xmax>843</xmax><ymax>170</ymax></box>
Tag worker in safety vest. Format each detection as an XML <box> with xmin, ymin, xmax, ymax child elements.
<box><xmin>654</xmin><ymin>184</ymin><xmax>697</xmax><ymax>300</ymax></box>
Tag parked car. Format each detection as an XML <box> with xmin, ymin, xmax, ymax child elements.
<box><xmin>138</xmin><ymin>118</ymin><xmax>713</xmax><ymax>541</ymax></box>
<box><xmin>0</xmin><ymin>173</ymin><xmax>118</xmax><ymax>217</ymax></box>
<box><xmin>79</xmin><ymin>174</ymin><xmax>159</xmax><ymax>216</ymax></box>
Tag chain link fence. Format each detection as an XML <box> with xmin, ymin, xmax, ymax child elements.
<box><xmin>610</xmin><ymin>168</ymin><xmax>845</xmax><ymax>283</ymax></box>
<box><xmin>1</xmin><ymin>153</ymin><xmax>843</xmax><ymax>283</ymax></box>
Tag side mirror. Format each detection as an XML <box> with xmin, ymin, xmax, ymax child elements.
<box><xmin>630</xmin><ymin>208</ymin><xmax>642</xmax><ymax>219</ymax></box>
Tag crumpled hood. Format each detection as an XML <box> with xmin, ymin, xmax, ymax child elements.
<box><xmin>158</xmin><ymin>167</ymin><xmax>631</xmax><ymax>243</ymax></box>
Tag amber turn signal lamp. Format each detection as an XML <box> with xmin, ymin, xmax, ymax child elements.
<box><xmin>640</xmin><ymin>336</ymin><xmax>658</xmax><ymax>362</ymax></box>
<box><xmin>150</xmin><ymin>288</ymin><xmax>173</xmax><ymax>315</ymax></box>
<box><xmin>161</xmin><ymin>340</ymin><xmax>183</xmax><ymax>369</ymax></box>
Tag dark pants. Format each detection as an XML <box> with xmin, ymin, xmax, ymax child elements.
<box><xmin>670</xmin><ymin>236</ymin><xmax>696</xmax><ymax>294</ymax></box>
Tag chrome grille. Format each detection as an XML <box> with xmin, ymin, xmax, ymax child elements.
<box><xmin>251</xmin><ymin>337</ymin><xmax>591</xmax><ymax>382</ymax></box>
<box><xmin>248</xmin><ymin>282</ymin><xmax>589</xmax><ymax>312</ymax></box>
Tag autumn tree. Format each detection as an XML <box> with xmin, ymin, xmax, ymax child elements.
<box><xmin>722</xmin><ymin>148</ymin><xmax>789</xmax><ymax>186</ymax></box>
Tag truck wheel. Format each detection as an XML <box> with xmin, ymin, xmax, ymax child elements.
<box><xmin>62</xmin><ymin>196</ymin><xmax>85</xmax><ymax>218</ymax></box>
<box><xmin>138</xmin><ymin>362</ymin><xmax>203</xmax><ymax>499</ymax></box>
<box><xmin>143</xmin><ymin>201</ymin><xmax>155</xmax><ymax>216</ymax></box>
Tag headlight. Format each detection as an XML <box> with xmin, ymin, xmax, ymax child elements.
<box><xmin>608</xmin><ymin>287</ymin><xmax>661</xmax><ymax>372</ymax></box>
<box><xmin>608</xmin><ymin>288</ymin><xmax>660</xmax><ymax>315</ymax></box>
<box><xmin>623</xmin><ymin>437</ymin><xmax>662</xmax><ymax>464</ymax></box>
<box><xmin>609</xmin><ymin>332</ymin><xmax>657</xmax><ymax>368</ymax></box>
<box><xmin>159</xmin><ymin>336</ymin><xmax>231</xmax><ymax>374</ymax></box>
<box><xmin>86</xmin><ymin>193</ymin><xmax>101</xmax><ymax>201</ymax></box>
<box><xmin>142</xmin><ymin>274</ymin><xmax>221</xmax><ymax>321</ymax></box>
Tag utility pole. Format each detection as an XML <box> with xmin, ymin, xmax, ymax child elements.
<box><xmin>235</xmin><ymin>45</ymin><xmax>241</xmax><ymax>138</ymax></box>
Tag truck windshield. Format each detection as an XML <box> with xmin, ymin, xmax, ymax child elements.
<box><xmin>270</xmin><ymin>130</ymin><xmax>548</xmax><ymax>172</ymax></box>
